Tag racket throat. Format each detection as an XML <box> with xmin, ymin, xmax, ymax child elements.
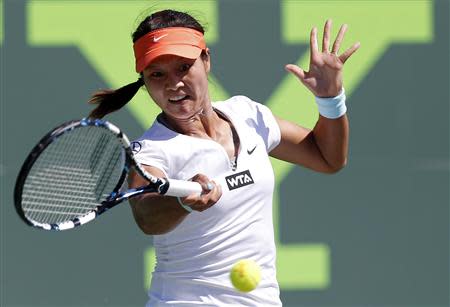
<box><xmin>104</xmin><ymin>180</ymin><xmax>169</xmax><ymax>205</ymax></box>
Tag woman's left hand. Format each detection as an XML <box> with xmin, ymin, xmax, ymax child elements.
<box><xmin>285</xmin><ymin>19</ymin><xmax>360</xmax><ymax>98</ymax></box>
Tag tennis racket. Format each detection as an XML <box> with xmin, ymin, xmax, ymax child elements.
<box><xmin>14</xmin><ymin>118</ymin><xmax>202</xmax><ymax>231</ymax></box>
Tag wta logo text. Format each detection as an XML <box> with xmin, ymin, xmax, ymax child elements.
<box><xmin>225</xmin><ymin>170</ymin><xmax>254</xmax><ymax>190</ymax></box>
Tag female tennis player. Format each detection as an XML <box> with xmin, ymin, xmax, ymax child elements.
<box><xmin>89</xmin><ymin>9</ymin><xmax>359</xmax><ymax>307</ymax></box>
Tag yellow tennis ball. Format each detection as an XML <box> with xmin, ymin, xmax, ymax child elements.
<box><xmin>230</xmin><ymin>259</ymin><xmax>261</xmax><ymax>292</ymax></box>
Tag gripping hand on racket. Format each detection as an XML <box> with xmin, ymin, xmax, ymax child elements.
<box><xmin>128</xmin><ymin>165</ymin><xmax>221</xmax><ymax>235</ymax></box>
<box><xmin>180</xmin><ymin>174</ymin><xmax>221</xmax><ymax>212</ymax></box>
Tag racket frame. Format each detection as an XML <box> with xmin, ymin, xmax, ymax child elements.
<box><xmin>14</xmin><ymin>118</ymin><xmax>172</xmax><ymax>231</ymax></box>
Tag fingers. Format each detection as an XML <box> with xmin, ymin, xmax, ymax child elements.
<box><xmin>310</xmin><ymin>27</ymin><xmax>319</xmax><ymax>58</ymax></box>
<box><xmin>190</xmin><ymin>174</ymin><xmax>214</xmax><ymax>193</ymax></box>
<box><xmin>322</xmin><ymin>19</ymin><xmax>332</xmax><ymax>53</ymax></box>
<box><xmin>192</xmin><ymin>180</ymin><xmax>221</xmax><ymax>212</ymax></box>
<box><xmin>180</xmin><ymin>174</ymin><xmax>222</xmax><ymax>212</ymax></box>
<box><xmin>285</xmin><ymin>64</ymin><xmax>306</xmax><ymax>81</ymax></box>
<box><xmin>332</xmin><ymin>24</ymin><xmax>348</xmax><ymax>54</ymax></box>
<box><xmin>316</xmin><ymin>20</ymin><xmax>359</xmax><ymax>63</ymax></box>
<box><xmin>339</xmin><ymin>42</ymin><xmax>361</xmax><ymax>63</ymax></box>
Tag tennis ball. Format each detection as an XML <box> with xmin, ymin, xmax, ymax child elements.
<box><xmin>230</xmin><ymin>259</ymin><xmax>261</xmax><ymax>292</ymax></box>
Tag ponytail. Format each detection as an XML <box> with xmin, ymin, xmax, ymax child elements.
<box><xmin>88</xmin><ymin>78</ymin><xmax>144</xmax><ymax>119</ymax></box>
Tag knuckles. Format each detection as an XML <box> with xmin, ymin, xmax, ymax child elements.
<box><xmin>186</xmin><ymin>174</ymin><xmax>223</xmax><ymax>212</ymax></box>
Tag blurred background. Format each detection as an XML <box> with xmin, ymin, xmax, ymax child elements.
<box><xmin>1</xmin><ymin>0</ymin><xmax>449</xmax><ymax>306</ymax></box>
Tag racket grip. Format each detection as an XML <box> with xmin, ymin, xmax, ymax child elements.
<box><xmin>165</xmin><ymin>179</ymin><xmax>203</xmax><ymax>197</ymax></box>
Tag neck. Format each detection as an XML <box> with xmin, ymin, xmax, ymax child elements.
<box><xmin>161</xmin><ymin>106</ymin><xmax>222</xmax><ymax>139</ymax></box>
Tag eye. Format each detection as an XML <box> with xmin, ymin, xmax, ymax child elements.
<box><xmin>150</xmin><ymin>71</ymin><xmax>164</xmax><ymax>78</ymax></box>
<box><xmin>179</xmin><ymin>63</ymin><xmax>192</xmax><ymax>72</ymax></box>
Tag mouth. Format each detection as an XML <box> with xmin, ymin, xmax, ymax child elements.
<box><xmin>168</xmin><ymin>95</ymin><xmax>190</xmax><ymax>103</ymax></box>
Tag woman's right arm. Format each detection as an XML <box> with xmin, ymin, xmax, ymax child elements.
<box><xmin>128</xmin><ymin>165</ymin><xmax>221</xmax><ymax>235</ymax></box>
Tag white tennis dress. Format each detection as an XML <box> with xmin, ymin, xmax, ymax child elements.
<box><xmin>133</xmin><ymin>96</ymin><xmax>282</xmax><ymax>306</ymax></box>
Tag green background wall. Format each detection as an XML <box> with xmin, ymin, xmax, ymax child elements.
<box><xmin>1</xmin><ymin>0</ymin><xmax>449</xmax><ymax>306</ymax></box>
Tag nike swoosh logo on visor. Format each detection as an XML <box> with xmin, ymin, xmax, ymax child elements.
<box><xmin>153</xmin><ymin>34</ymin><xmax>168</xmax><ymax>42</ymax></box>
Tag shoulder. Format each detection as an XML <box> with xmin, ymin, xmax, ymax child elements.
<box><xmin>214</xmin><ymin>95</ymin><xmax>257</xmax><ymax>111</ymax></box>
<box><xmin>215</xmin><ymin>96</ymin><xmax>281</xmax><ymax>152</ymax></box>
<box><xmin>214</xmin><ymin>95</ymin><xmax>270</xmax><ymax>119</ymax></box>
<box><xmin>130</xmin><ymin>120</ymin><xmax>180</xmax><ymax>171</ymax></box>
<box><xmin>137</xmin><ymin>119</ymin><xmax>177</xmax><ymax>141</ymax></box>
<box><xmin>214</xmin><ymin>95</ymin><xmax>276</xmax><ymax>123</ymax></box>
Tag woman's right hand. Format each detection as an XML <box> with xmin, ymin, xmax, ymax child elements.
<box><xmin>178</xmin><ymin>174</ymin><xmax>222</xmax><ymax>212</ymax></box>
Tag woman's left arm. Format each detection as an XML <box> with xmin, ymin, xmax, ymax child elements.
<box><xmin>271</xmin><ymin>114</ymin><xmax>348</xmax><ymax>174</ymax></box>
<box><xmin>270</xmin><ymin>20</ymin><xmax>359</xmax><ymax>174</ymax></box>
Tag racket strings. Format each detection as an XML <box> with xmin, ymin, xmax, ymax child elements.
<box><xmin>90</xmin><ymin>134</ymin><xmax>123</xmax><ymax>200</ymax></box>
<box><xmin>22</xmin><ymin>126</ymin><xmax>124</xmax><ymax>225</ymax></box>
<box><xmin>23</xmin><ymin>133</ymin><xmax>93</xmax><ymax>223</ymax></box>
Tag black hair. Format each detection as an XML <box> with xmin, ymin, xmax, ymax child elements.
<box><xmin>89</xmin><ymin>10</ymin><xmax>205</xmax><ymax>119</ymax></box>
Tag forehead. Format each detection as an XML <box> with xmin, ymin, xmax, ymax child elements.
<box><xmin>145</xmin><ymin>55</ymin><xmax>197</xmax><ymax>70</ymax></box>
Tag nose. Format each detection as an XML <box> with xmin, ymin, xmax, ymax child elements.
<box><xmin>166</xmin><ymin>73</ymin><xmax>184</xmax><ymax>91</ymax></box>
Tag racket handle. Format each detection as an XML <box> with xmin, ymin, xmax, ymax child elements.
<box><xmin>165</xmin><ymin>179</ymin><xmax>203</xmax><ymax>197</ymax></box>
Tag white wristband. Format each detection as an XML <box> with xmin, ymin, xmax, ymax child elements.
<box><xmin>176</xmin><ymin>197</ymin><xmax>193</xmax><ymax>213</ymax></box>
<box><xmin>315</xmin><ymin>88</ymin><xmax>347</xmax><ymax>119</ymax></box>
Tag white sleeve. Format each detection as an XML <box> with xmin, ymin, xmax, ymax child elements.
<box><xmin>130</xmin><ymin>139</ymin><xmax>169</xmax><ymax>178</ymax></box>
<box><xmin>232</xmin><ymin>96</ymin><xmax>281</xmax><ymax>153</ymax></box>
<box><xmin>253</xmin><ymin>101</ymin><xmax>281</xmax><ymax>152</ymax></box>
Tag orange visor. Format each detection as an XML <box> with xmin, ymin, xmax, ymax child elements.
<box><xmin>133</xmin><ymin>27</ymin><xmax>207</xmax><ymax>73</ymax></box>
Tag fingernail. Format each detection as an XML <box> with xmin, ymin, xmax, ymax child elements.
<box><xmin>206</xmin><ymin>182</ymin><xmax>214</xmax><ymax>190</ymax></box>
